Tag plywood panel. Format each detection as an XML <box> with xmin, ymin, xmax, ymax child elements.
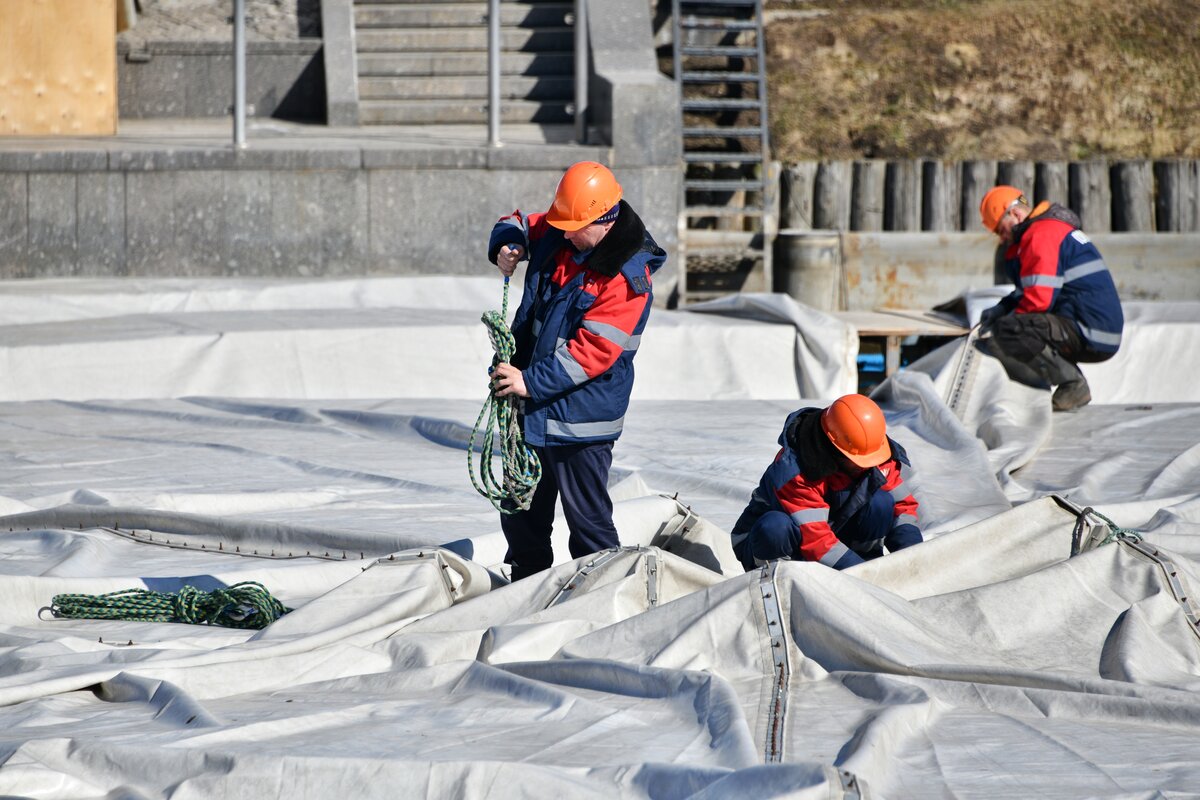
<box><xmin>0</xmin><ymin>0</ymin><xmax>117</xmax><ymax>136</ymax></box>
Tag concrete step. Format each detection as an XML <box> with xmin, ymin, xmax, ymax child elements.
<box><xmin>359</xmin><ymin>98</ymin><xmax>572</xmax><ymax>124</ymax></box>
<box><xmin>356</xmin><ymin>50</ymin><xmax>573</xmax><ymax>76</ymax></box>
<box><xmin>356</xmin><ymin>27</ymin><xmax>572</xmax><ymax>52</ymax></box>
<box><xmin>355</xmin><ymin>2</ymin><xmax>571</xmax><ymax>28</ymax></box>
<box><xmin>359</xmin><ymin>74</ymin><xmax>572</xmax><ymax>100</ymax></box>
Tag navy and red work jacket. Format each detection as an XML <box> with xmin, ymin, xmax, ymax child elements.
<box><xmin>488</xmin><ymin>201</ymin><xmax>665</xmax><ymax>448</ymax></box>
<box><xmin>733</xmin><ymin>408</ymin><xmax>922</xmax><ymax>567</ymax></box>
<box><xmin>998</xmin><ymin>203</ymin><xmax>1124</xmax><ymax>354</ymax></box>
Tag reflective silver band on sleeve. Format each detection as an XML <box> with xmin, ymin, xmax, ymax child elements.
<box><xmin>893</xmin><ymin>513</ymin><xmax>918</xmax><ymax>528</ymax></box>
<box><xmin>582</xmin><ymin>320</ymin><xmax>641</xmax><ymax>351</ymax></box>
<box><xmin>554</xmin><ymin>345</ymin><xmax>590</xmax><ymax>386</ymax></box>
<box><xmin>1063</xmin><ymin>259</ymin><xmax>1107</xmax><ymax>283</ymax></box>
<box><xmin>1021</xmin><ymin>274</ymin><xmax>1064</xmax><ymax>288</ymax></box>
<box><xmin>790</xmin><ymin>507</ymin><xmax>829</xmax><ymax>526</ymax></box>
<box><xmin>819</xmin><ymin>541</ymin><xmax>850</xmax><ymax>567</ymax></box>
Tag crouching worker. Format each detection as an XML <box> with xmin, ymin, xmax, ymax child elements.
<box><xmin>731</xmin><ymin>394</ymin><xmax>921</xmax><ymax>571</ymax></box>
<box><xmin>977</xmin><ymin>186</ymin><xmax>1124</xmax><ymax>412</ymax></box>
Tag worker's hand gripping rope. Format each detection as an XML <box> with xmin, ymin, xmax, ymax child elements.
<box><xmin>468</xmin><ymin>276</ymin><xmax>542</xmax><ymax>513</ymax></box>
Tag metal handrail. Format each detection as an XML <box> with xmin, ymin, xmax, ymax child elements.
<box><xmin>488</xmin><ymin>0</ymin><xmax>501</xmax><ymax>146</ymax></box>
<box><xmin>487</xmin><ymin>0</ymin><xmax>588</xmax><ymax>146</ymax></box>
<box><xmin>574</xmin><ymin>0</ymin><xmax>588</xmax><ymax>144</ymax></box>
<box><xmin>233</xmin><ymin>0</ymin><xmax>246</xmax><ymax>148</ymax></box>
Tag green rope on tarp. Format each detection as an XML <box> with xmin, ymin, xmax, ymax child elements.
<box><xmin>1088</xmin><ymin>507</ymin><xmax>1144</xmax><ymax>546</ymax></box>
<box><xmin>49</xmin><ymin>581</ymin><xmax>290</xmax><ymax>630</ymax></box>
<box><xmin>1072</xmin><ymin>506</ymin><xmax>1144</xmax><ymax>556</ymax></box>
<box><xmin>467</xmin><ymin>276</ymin><xmax>542</xmax><ymax>514</ymax></box>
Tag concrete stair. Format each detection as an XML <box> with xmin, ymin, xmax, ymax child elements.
<box><xmin>354</xmin><ymin>0</ymin><xmax>575</xmax><ymax>125</ymax></box>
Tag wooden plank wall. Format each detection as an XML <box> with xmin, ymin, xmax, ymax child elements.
<box><xmin>781</xmin><ymin>159</ymin><xmax>1200</xmax><ymax>233</ymax></box>
<box><xmin>0</xmin><ymin>0</ymin><xmax>117</xmax><ymax>136</ymax></box>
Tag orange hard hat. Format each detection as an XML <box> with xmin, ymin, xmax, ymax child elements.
<box><xmin>821</xmin><ymin>394</ymin><xmax>891</xmax><ymax>468</ymax></box>
<box><xmin>979</xmin><ymin>185</ymin><xmax>1028</xmax><ymax>233</ymax></box>
<box><xmin>545</xmin><ymin>161</ymin><xmax>623</xmax><ymax>231</ymax></box>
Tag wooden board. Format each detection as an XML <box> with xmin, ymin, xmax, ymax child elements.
<box><xmin>0</xmin><ymin>0</ymin><xmax>117</xmax><ymax>136</ymax></box>
<box><xmin>834</xmin><ymin>308</ymin><xmax>970</xmax><ymax>377</ymax></box>
<box><xmin>834</xmin><ymin>308</ymin><xmax>969</xmax><ymax>338</ymax></box>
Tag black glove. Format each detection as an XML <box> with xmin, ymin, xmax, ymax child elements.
<box><xmin>978</xmin><ymin>303</ymin><xmax>1005</xmax><ymax>332</ymax></box>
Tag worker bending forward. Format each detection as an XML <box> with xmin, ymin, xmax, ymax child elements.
<box><xmin>978</xmin><ymin>186</ymin><xmax>1124</xmax><ymax>411</ymax></box>
<box><xmin>488</xmin><ymin>161</ymin><xmax>666</xmax><ymax>581</ymax></box>
<box><xmin>731</xmin><ymin>395</ymin><xmax>922</xmax><ymax>571</ymax></box>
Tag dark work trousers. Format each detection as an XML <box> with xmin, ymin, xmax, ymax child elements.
<box><xmin>501</xmin><ymin>441</ymin><xmax>620</xmax><ymax>581</ymax></box>
<box><xmin>992</xmin><ymin>313</ymin><xmax>1111</xmax><ymax>366</ymax></box>
<box><xmin>733</xmin><ymin>489</ymin><xmax>893</xmax><ymax>570</ymax></box>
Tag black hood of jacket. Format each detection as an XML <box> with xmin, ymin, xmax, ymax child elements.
<box><xmin>783</xmin><ymin>406</ymin><xmax>909</xmax><ymax>481</ymax></box>
<box><xmin>582</xmin><ymin>200</ymin><xmax>650</xmax><ymax>278</ymax></box>
<box><xmin>1012</xmin><ymin>201</ymin><xmax>1082</xmax><ymax>246</ymax></box>
<box><xmin>784</xmin><ymin>408</ymin><xmax>844</xmax><ymax>481</ymax></box>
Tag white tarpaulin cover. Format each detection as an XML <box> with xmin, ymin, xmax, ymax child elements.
<box><xmin>0</xmin><ymin>277</ymin><xmax>1198</xmax><ymax>799</ymax></box>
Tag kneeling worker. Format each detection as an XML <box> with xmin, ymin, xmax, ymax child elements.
<box><xmin>731</xmin><ymin>395</ymin><xmax>922</xmax><ymax>571</ymax></box>
<box><xmin>977</xmin><ymin>186</ymin><xmax>1124</xmax><ymax>411</ymax></box>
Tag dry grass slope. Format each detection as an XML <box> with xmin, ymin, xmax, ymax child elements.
<box><xmin>766</xmin><ymin>0</ymin><xmax>1200</xmax><ymax>160</ymax></box>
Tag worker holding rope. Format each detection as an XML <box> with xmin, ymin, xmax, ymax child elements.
<box><xmin>486</xmin><ymin>161</ymin><xmax>666</xmax><ymax>581</ymax></box>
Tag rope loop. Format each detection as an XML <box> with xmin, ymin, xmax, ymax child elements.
<box><xmin>1071</xmin><ymin>506</ymin><xmax>1143</xmax><ymax>555</ymax></box>
<box><xmin>468</xmin><ymin>278</ymin><xmax>542</xmax><ymax>514</ymax></box>
<box><xmin>49</xmin><ymin>581</ymin><xmax>290</xmax><ymax>630</ymax></box>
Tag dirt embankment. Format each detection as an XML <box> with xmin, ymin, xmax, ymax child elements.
<box><xmin>766</xmin><ymin>0</ymin><xmax>1200</xmax><ymax>161</ymax></box>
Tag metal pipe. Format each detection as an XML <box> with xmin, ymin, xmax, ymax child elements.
<box><xmin>233</xmin><ymin>0</ymin><xmax>247</xmax><ymax>148</ymax></box>
<box><xmin>574</xmin><ymin>0</ymin><xmax>588</xmax><ymax>144</ymax></box>
<box><xmin>487</xmin><ymin>0</ymin><xmax>501</xmax><ymax>147</ymax></box>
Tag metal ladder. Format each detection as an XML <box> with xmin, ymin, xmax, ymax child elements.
<box><xmin>671</xmin><ymin>0</ymin><xmax>776</xmax><ymax>305</ymax></box>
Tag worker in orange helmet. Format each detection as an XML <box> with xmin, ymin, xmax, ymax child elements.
<box><xmin>976</xmin><ymin>186</ymin><xmax>1124</xmax><ymax>411</ymax></box>
<box><xmin>731</xmin><ymin>395</ymin><xmax>922</xmax><ymax>571</ymax></box>
<box><xmin>487</xmin><ymin>161</ymin><xmax>666</xmax><ymax>581</ymax></box>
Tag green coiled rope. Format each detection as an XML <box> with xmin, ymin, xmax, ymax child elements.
<box><xmin>468</xmin><ymin>276</ymin><xmax>542</xmax><ymax>513</ymax></box>
<box><xmin>49</xmin><ymin>581</ymin><xmax>290</xmax><ymax>630</ymax></box>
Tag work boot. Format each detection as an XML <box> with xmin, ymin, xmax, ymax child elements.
<box><xmin>1029</xmin><ymin>345</ymin><xmax>1090</xmax><ymax>412</ymax></box>
<box><xmin>1052</xmin><ymin>378</ymin><xmax>1092</xmax><ymax>412</ymax></box>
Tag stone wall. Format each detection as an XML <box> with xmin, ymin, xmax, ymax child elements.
<box><xmin>0</xmin><ymin>150</ymin><xmax>679</xmax><ymax>281</ymax></box>
<box><xmin>118</xmin><ymin>41</ymin><xmax>326</xmax><ymax>121</ymax></box>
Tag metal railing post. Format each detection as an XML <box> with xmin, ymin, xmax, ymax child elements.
<box><xmin>574</xmin><ymin>0</ymin><xmax>588</xmax><ymax>144</ymax></box>
<box><xmin>233</xmin><ymin>0</ymin><xmax>247</xmax><ymax>148</ymax></box>
<box><xmin>488</xmin><ymin>0</ymin><xmax>501</xmax><ymax>147</ymax></box>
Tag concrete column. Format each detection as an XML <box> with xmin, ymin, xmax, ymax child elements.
<box><xmin>1111</xmin><ymin>160</ymin><xmax>1155</xmax><ymax>232</ymax></box>
<box><xmin>1070</xmin><ymin>160</ymin><xmax>1111</xmax><ymax>232</ymax></box>
<box><xmin>780</xmin><ymin>161</ymin><xmax>816</xmax><ymax>230</ymax></box>
<box><xmin>960</xmin><ymin>160</ymin><xmax>996</xmax><ymax>232</ymax></box>
<box><xmin>850</xmin><ymin>159</ymin><xmax>885</xmax><ymax>232</ymax></box>
<box><xmin>1035</xmin><ymin>161</ymin><xmax>1069</xmax><ymax>207</ymax></box>
<box><xmin>814</xmin><ymin>160</ymin><xmax>852</xmax><ymax>230</ymax></box>
<box><xmin>884</xmin><ymin>159</ymin><xmax>921</xmax><ymax>231</ymax></box>
<box><xmin>997</xmin><ymin>160</ymin><xmax>1035</xmax><ymax>194</ymax></box>
<box><xmin>320</xmin><ymin>0</ymin><xmax>360</xmax><ymax>125</ymax></box>
<box><xmin>921</xmin><ymin>160</ymin><xmax>960</xmax><ymax>232</ymax></box>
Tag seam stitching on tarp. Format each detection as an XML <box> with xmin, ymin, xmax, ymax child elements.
<box><xmin>758</xmin><ymin>561</ymin><xmax>788</xmax><ymax>762</ymax></box>
<box><xmin>1122</xmin><ymin>539</ymin><xmax>1200</xmax><ymax>644</ymax></box>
